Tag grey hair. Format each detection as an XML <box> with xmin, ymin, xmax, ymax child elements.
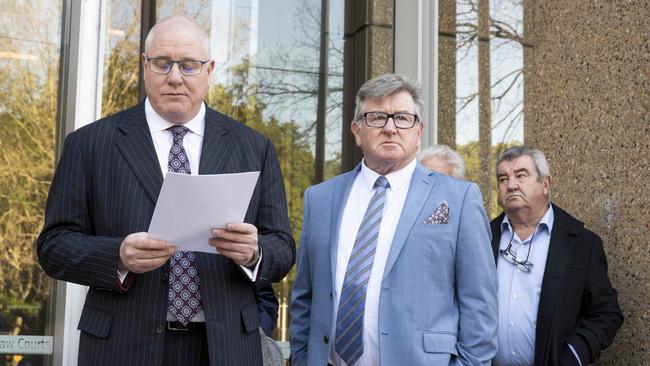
<box><xmin>353</xmin><ymin>74</ymin><xmax>424</xmax><ymax>123</ymax></box>
<box><xmin>496</xmin><ymin>145</ymin><xmax>551</xmax><ymax>182</ymax></box>
<box><xmin>144</xmin><ymin>15</ymin><xmax>210</xmax><ymax>56</ymax></box>
<box><xmin>419</xmin><ymin>145</ymin><xmax>466</xmax><ymax>179</ymax></box>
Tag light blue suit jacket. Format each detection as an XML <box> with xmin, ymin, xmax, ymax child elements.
<box><xmin>290</xmin><ymin>163</ymin><xmax>498</xmax><ymax>365</ymax></box>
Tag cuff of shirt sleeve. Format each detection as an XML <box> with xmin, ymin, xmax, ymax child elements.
<box><xmin>568</xmin><ymin>343</ymin><xmax>583</xmax><ymax>366</ymax></box>
<box><xmin>567</xmin><ymin>333</ymin><xmax>592</xmax><ymax>365</ymax></box>
<box><xmin>239</xmin><ymin>246</ymin><xmax>262</xmax><ymax>281</ymax></box>
<box><xmin>116</xmin><ymin>269</ymin><xmax>134</xmax><ymax>292</ymax></box>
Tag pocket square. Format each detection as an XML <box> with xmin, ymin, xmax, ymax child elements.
<box><xmin>423</xmin><ymin>201</ymin><xmax>449</xmax><ymax>224</ymax></box>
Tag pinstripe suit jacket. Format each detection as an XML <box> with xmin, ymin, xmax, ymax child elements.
<box><xmin>37</xmin><ymin>103</ymin><xmax>296</xmax><ymax>366</ymax></box>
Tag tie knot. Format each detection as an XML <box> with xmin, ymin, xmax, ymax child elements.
<box><xmin>168</xmin><ymin>125</ymin><xmax>190</xmax><ymax>140</ymax></box>
<box><xmin>374</xmin><ymin>176</ymin><xmax>390</xmax><ymax>190</ymax></box>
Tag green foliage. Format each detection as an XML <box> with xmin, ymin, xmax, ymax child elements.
<box><xmin>207</xmin><ymin>72</ymin><xmax>316</xmax><ymax>245</ymax></box>
<box><xmin>325</xmin><ymin>151</ymin><xmax>342</xmax><ymax>180</ymax></box>
<box><xmin>457</xmin><ymin>141</ymin><xmax>481</xmax><ymax>184</ymax></box>
<box><xmin>0</xmin><ymin>4</ymin><xmax>60</xmax><ymax>323</ymax></box>
<box><xmin>207</xmin><ymin>66</ymin><xmax>318</xmax><ymax>291</ymax></box>
<box><xmin>101</xmin><ymin>31</ymin><xmax>141</xmax><ymax>117</ymax></box>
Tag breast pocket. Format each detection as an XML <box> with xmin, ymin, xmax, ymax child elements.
<box><xmin>398</xmin><ymin>224</ymin><xmax>457</xmax><ymax>289</ymax></box>
<box><xmin>408</xmin><ymin>224</ymin><xmax>457</xmax><ymax>263</ymax></box>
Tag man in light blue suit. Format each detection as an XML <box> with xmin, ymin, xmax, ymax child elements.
<box><xmin>290</xmin><ymin>74</ymin><xmax>498</xmax><ymax>365</ymax></box>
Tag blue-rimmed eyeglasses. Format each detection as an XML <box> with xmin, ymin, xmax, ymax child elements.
<box><xmin>145</xmin><ymin>56</ymin><xmax>210</xmax><ymax>76</ymax></box>
<box><xmin>362</xmin><ymin>112</ymin><xmax>419</xmax><ymax>129</ymax></box>
<box><xmin>499</xmin><ymin>229</ymin><xmax>535</xmax><ymax>272</ymax></box>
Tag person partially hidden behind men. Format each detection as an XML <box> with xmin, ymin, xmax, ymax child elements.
<box><xmin>491</xmin><ymin>146</ymin><xmax>623</xmax><ymax>366</ymax></box>
<box><xmin>37</xmin><ymin>15</ymin><xmax>295</xmax><ymax>366</ymax></box>
<box><xmin>290</xmin><ymin>74</ymin><xmax>497</xmax><ymax>365</ymax></box>
<box><xmin>420</xmin><ymin>144</ymin><xmax>466</xmax><ymax>179</ymax></box>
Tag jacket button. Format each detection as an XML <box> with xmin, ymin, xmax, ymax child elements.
<box><xmin>162</xmin><ymin>273</ymin><xmax>169</xmax><ymax>282</ymax></box>
<box><xmin>323</xmin><ymin>336</ymin><xmax>329</xmax><ymax>344</ymax></box>
<box><xmin>156</xmin><ymin>324</ymin><xmax>164</xmax><ymax>333</ymax></box>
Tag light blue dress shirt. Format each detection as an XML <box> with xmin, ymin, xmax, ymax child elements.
<box><xmin>493</xmin><ymin>205</ymin><xmax>582</xmax><ymax>366</ymax></box>
<box><xmin>494</xmin><ymin>206</ymin><xmax>554</xmax><ymax>366</ymax></box>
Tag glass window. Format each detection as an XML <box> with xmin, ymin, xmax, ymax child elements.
<box><xmin>102</xmin><ymin>0</ymin><xmax>142</xmax><ymax>117</ymax></box>
<box><xmin>154</xmin><ymin>0</ymin><xmax>344</xmax><ymax>341</ymax></box>
<box><xmin>444</xmin><ymin>0</ymin><xmax>525</xmax><ymax>216</ymax></box>
<box><xmin>0</xmin><ymin>1</ymin><xmax>63</xmax><ymax>365</ymax></box>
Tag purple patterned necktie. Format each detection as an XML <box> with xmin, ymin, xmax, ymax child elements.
<box><xmin>166</xmin><ymin>125</ymin><xmax>202</xmax><ymax>325</ymax></box>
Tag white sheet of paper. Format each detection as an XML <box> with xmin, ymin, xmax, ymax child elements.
<box><xmin>148</xmin><ymin>171</ymin><xmax>260</xmax><ymax>253</ymax></box>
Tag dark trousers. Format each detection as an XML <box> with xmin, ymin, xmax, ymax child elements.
<box><xmin>162</xmin><ymin>322</ymin><xmax>209</xmax><ymax>366</ymax></box>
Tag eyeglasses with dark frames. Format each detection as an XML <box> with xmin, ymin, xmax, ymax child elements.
<box><xmin>499</xmin><ymin>228</ymin><xmax>535</xmax><ymax>272</ymax></box>
<box><xmin>362</xmin><ymin>112</ymin><xmax>419</xmax><ymax>129</ymax></box>
<box><xmin>145</xmin><ymin>56</ymin><xmax>210</xmax><ymax>76</ymax></box>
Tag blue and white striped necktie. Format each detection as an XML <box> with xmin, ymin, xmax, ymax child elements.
<box><xmin>335</xmin><ymin>175</ymin><xmax>390</xmax><ymax>366</ymax></box>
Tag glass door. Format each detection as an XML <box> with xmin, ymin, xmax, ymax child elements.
<box><xmin>0</xmin><ymin>1</ymin><xmax>64</xmax><ymax>365</ymax></box>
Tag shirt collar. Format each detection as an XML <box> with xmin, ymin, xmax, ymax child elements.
<box><xmin>145</xmin><ymin>97</ymin><xmax>205</xmax><ymax>137</ymax></box>
<box><xmin>501</xmin><ymin>204</ymin><xmax>555</xmax><ymax>238</ymax></box>
<box><xmin>359</xmin><ymin>157</ymin><xmax>417</xmax><ymax>193</ymax></box>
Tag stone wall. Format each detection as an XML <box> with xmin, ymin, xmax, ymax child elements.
<box><xmin>526</xmin><ymin>1</ymin><xmax>649</xmax><ymax>363</ymax></box>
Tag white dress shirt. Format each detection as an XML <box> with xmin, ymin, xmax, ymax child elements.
<box><xmin>118</xmin><ymin>99</ymin><xmax>259</xmax><ymax>322</ymax></box>
<box><xmin>146</xmin><ymin>98</ymin><xmax>204</xmax><ymax>179</ymax></box>
<box><xmin>329</xmin><ymin>158</ymin><xmax>416</xmax><ymax>366</ymax></box>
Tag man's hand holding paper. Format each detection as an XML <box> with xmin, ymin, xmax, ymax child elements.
<box><xmin>210</xmin><ymin>223</ymin><xmax>259</xmax><ymax>267</ymax></box>
<box><xmin>147</xmin><ymin>171</ymin><xmax>261</xmax><ymax>254</ymax></box>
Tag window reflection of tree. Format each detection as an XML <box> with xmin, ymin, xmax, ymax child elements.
<box><xmin>157</xmin><ymin>0</ymin><xmax>211</xmax><ymax>28</ymax></box>
<box><xmin>0</xmin><ymin>1</ymin><xmax>61</xmax><ymax>344</ymax></box>
<box><xmin>197</xmin><ymin>1</ymin><xmax>344</xmax><ymax>340</ymax></box>
<box><xmin>204</xmin><ymin>1</ymin><xmax>345</xmax><ymax>340</ymax></box>
<box><xmin>451</xmin><ymin>0</ymin><xmax>527</xmax><ymax>216</ymax></box>
<box><xmin>456</xmin><ymin>0</ymin><xmax>526</xmax><ymax>142</ymax></box>
<box><xmin>102</xmin><ymin>0</ymin><xmax>141</xmax><ymax>117</ymax></box>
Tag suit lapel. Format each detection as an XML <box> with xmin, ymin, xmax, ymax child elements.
<box><xmin>383</xmin><ymin>164</ymin><xmax>434</xmax><ymax>279</ymax></box>
<box><xmin>535</xmin><ymin>204</ymin><xmax>577</xmax><ymax>360</ymax></box>
<box><xmin>115</xmin><ymin>105</ymin><xmax>163</xmax><ymax>204</ymax></box>
<box><xmin>330</xmin><ymin>166</ymin><xmax>361</xmax><ymax>288</ymax></box>
<box><xmin>198</xmin><ymin>107</ymin><xmax>232</xmax><ymax>174</ymax></box>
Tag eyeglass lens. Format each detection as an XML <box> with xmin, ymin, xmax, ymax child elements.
<box><xmin>499</xmin><ymin>229</ymin><xmax>535</xmax><ymax>272</ymax></box>
<box><xmin>364</xmin><ymin>112</ymin><xmax>417</xmax><ymax>128</ymax></box>
<box><xmin>148</xmin><ymin>58</ymin><xmax>205</xmax><ymax>76</ymax></box>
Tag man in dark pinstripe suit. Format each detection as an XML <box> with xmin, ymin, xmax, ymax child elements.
<box><xmin>37</xmin><ymin>15</ymin><xmax>295</xmax><ymax>366</ymax></box>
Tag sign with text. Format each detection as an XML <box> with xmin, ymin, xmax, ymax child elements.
<box><xmin>0</xmin><ymin>335</ymin><xmax>54</xmax><ymax>354</ymax></box>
